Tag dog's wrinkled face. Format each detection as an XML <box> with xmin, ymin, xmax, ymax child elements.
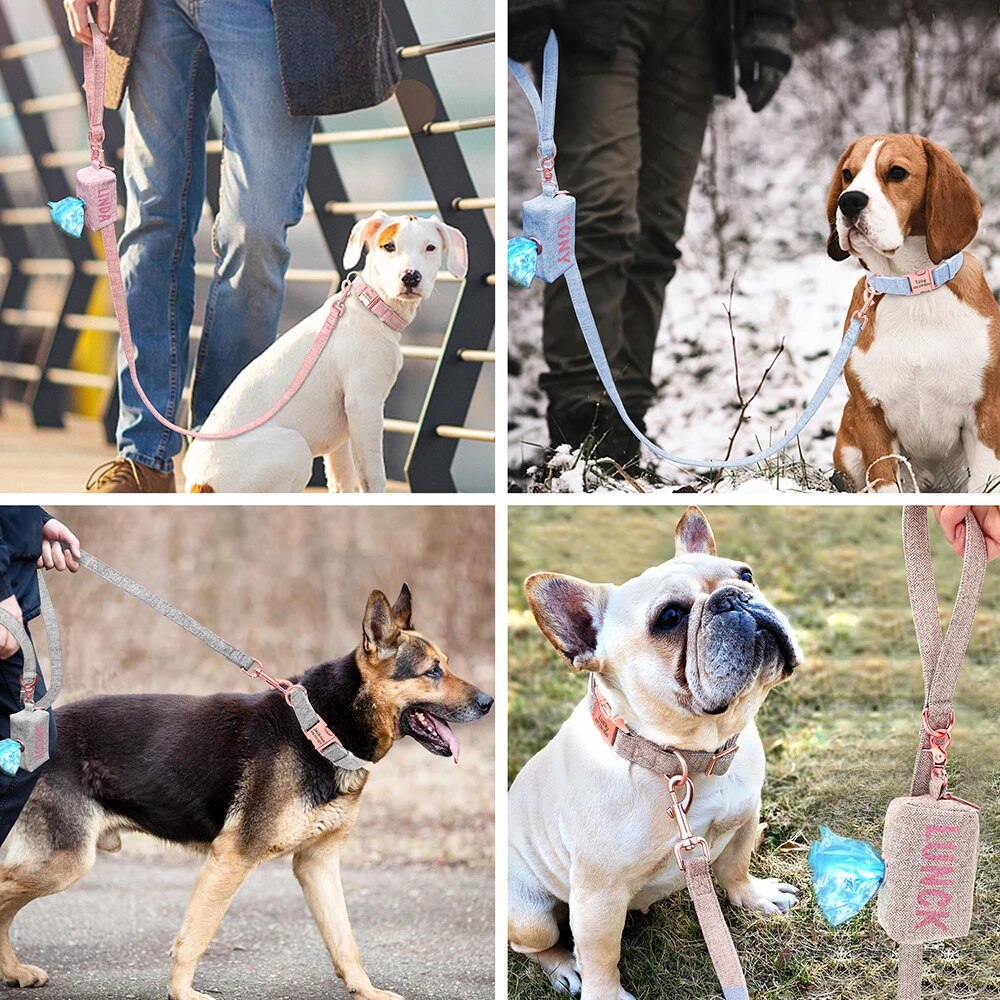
<box><xmin>357</xmin><ymin>584</ymin><xmax>492</xmax><ymax>761</ymax></box>
<box><xmin>524</xmin><ymin>508</ymin><xmax>801</xmax><ymax>746</ymax></box>
<box><xmin>342</xmin><ymin>211</ymin><xmax>468</xmax><ymax>304</ymax></box>
<box><xmin>826</xmin><ymin>134</ymin><xmax>981</xmax><ymax>268</ymax></box>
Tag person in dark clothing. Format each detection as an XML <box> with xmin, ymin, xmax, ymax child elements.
<box><xmin>0</xmin><ymin>509</ymin><xmax>81</xmax><ymax>846</ymax></box>
<box><xmin>510</xmin><ymin>0</ymin><xmax>796</xmax><ymax>464</ymax></box>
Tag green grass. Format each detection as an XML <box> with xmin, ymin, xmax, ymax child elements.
<box><xmin>508</xmin><ymin>506</ymin><xmax>1000</xmax><ymax>1000</ymax></box>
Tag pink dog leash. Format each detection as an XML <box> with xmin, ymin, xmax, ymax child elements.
<box><xmin>66</xmin><ymin>27</ymin><xmax>407</xmax><ymax>441</ymax></box>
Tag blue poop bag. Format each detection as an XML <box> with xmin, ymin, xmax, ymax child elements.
<box><xmin>48</xmin><ymin>197</ymin><xmax>85</xmax><ymax>238</ymax></box>
<box><xmin>508</xmin><ymin>236</ymin><xmax>540</xmax><ymax>288</ymax></box>
<box><xmin>808</xmin><ymin>825</ymin><xmax>885</xmax><ymax>926</ymax></box>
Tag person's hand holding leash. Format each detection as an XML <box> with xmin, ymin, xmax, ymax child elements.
<box><xmin>64</xmin><ymin>0</ymin><xmax>110</xmax><ymax>45</ymax></box>
<box><xmin>934</xmin><ymin>506</ymin><xmax>1000</xmax><ymax>562</ymax></box>
<box><xmin>739</xmin><ymin>13</ymin><xmax>794</xmax><ymax>112</ymax></box>
<box><xmin>0</xmin><ymin>595</ymin><xmax>23</xmax><ymax>659</ymax></box>
<box><xmin>37</xmin><ymin>520</ymin><xmax>81</xmax><ymax>573</ymax></box>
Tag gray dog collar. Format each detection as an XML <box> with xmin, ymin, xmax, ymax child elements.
<box><xmin>588</xmin><ymin>677</ymin><xmax>740</xmax><ymax>778</ymax></box>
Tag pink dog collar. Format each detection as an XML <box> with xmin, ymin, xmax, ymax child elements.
<box><xmin>351</xmin><ymin>275</ymin><xmax>411</xmax><ymax>333</ymax></box>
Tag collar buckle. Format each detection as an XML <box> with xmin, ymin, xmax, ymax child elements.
<box><xmin>704</xmin><ymin>742</ymin><xmax>739</xmax><ymax>776</ymax></box>
<box><xmin>908</xmin><ymin>268</ymin><xmax>936</xmax><ymax>294</ymax></box>
<box><xmin>591</xmin><ymin>686</ymin><xmax>630</xmax><ymax>747</ymax></box>
<box><xmin>305</xmin><ymin>719</ymin><xmax>340</xmax><ymax>752</ymax></box>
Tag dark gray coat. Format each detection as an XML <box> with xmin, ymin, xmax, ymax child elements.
<box><xmin>105</xmin><ymin>0</ymin><xmax>401</xmax><ymax>116</ymax></box>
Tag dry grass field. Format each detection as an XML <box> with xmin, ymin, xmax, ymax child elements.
<box><xmin>31</xmin><ymin>503</ymin><xmax>495</xmax><ymax>868</ymax></box>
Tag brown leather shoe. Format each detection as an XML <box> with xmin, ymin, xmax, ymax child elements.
<box><xmin>85</xmin><ymin>458</ymin><xmax>176</xmax><ymax>493</ymax></box>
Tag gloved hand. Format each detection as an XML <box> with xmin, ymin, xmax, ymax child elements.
<box><xmin>509</xmin><ymin>0</ymin><xmax>563</xmax><ymax>64</ymax></box>
<box><xmin>739</xmin><ymin>14</ymin><xmax>793</xmax><ymax>112</ymax></box>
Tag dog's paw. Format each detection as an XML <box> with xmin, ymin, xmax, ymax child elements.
<box><xmin>3</xmin><ymin>965</ymin><xmax>49</xmax><ymax>989</ymax></box>
<box><xmin>167</xmin><ymin>991</ymin><xmax>214</xmax><ymax>1000</ymax></box>
<box><xmin>3</xmin><ymin>964</ymin><xmax>50</xmax><ymax>988</ymax></box>
<box><xmin>351</xmin><ymin>989</ymin><xmax>404</xmax><ymax>1000</ymax></box>
<box><xmin>725</xmin><ymin>875</ymin><xmax>798</xmax><ymax>914</ymax></box>
<box><xmin>546</xmin><ymin>961</ymin><xmax>581</xmax><ymax>996</ymax></box>
<box><xmin>3</xmin><ymin>963</ymin><xmax>50</xmax><ymax>988</ymax></box>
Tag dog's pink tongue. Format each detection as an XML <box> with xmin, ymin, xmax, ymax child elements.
<box><xmin>428</xmin><ymin>715</ymin><xmax>460</xmax><ymax>763</ymax></box>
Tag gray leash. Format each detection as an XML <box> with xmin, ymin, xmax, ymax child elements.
<box><xmin>74</xmin><ymin>549</ymin><xmax>373</xmax><ymax>771</ymax></box>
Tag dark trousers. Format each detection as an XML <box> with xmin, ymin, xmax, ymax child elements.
<box><xmin>0</xmin><ymin>628</ymin><xmax>56</xmax><ymax>847</ymax></box>
<box><xmin>541</xmin><ymin>0</ymin><xmax>715</xmax><ymax>430</ymax></box>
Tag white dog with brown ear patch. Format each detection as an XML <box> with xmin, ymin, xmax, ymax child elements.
<box><xmin>509</xmin><ymin>508</ymin><xmax>800</xmax><ymax>1000</ymax></box>
<box><xmin>183</xmin><ymin>212</ymin><xmax>468</xmax><ymax>493</ymax></box>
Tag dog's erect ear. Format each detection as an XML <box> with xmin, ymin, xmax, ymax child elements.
<box><xmin>391</xmin><ymin>583</ymin><xmax>412</xmax><ymax>631</ymax></box>
<box><xmin>826</xmin><ymin>141</ymin><xmax>856</xmax><ymax>262</ymax></box>
<box><xmin>344</xmin><ymin>211</ymin><xmax>394</xmax><ymax>270</ymax></box>
<box><xmin>431</xmin><ymin>216</ymin><xmax>469</xmax><ymax>278</ymax></box>
<box><xmin>363</xmin><ymin>589</ymin><xmax>401</xmax><ymax>657</ymax></box>
<box><xmin>922</xmin><ymin>138</ymin><xmax>981</xmax><ymax>264</ymax></box>
<box><xmin>524</xmin><ymin>573</ymin><xmax>609</xmax><ymax>672</ymax></box>
<box><xmin>675</xmin><ymin>506</ymin><xmax>717</xmax><ymax>556</ymax></box>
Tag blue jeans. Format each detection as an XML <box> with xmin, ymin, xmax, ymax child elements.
<box><xmin>117</xmin><ymin>0</ymin><xmax>314</xmax><ymax>472</ymax></box>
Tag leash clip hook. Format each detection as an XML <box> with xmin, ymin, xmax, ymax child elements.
<box><xmin>853</xmin><ymin>280</ymin><xmax>883</xmax><ymax>326</ymax></box>
<box><xmin>664</xmin><ymin>754</ymin><xmax>711</xmax><ymax>870</ymax></box>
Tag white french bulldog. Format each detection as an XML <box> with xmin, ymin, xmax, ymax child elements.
<box><xmin>183</xmin><ymin>211</ymin><xmax>468</xmax><ymax>493</ymax></box>
<box><xmin>508</xmin><ymin>507</ymin><xmax>802</xmax><ymax>1000</ymax></box>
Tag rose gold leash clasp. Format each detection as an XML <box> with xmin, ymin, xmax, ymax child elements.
<box><xmin>248</xmin><ymin>658</ymin><xmax>304</xmax><ymax>706</ymax></box>
<box><xmin>852</xmin><ymin>279</ymin><xmax>883</xmax><ymax>327</ymax></box>
<box><xmin>921</xmin><ymin>708</ymin><xmax>979</xmax><ymax>809</ymax></box>
<box><xmin>536</xmin><ymin>144</ymin><xmax>556</xmax><ymax>185</ymax></box>
<box><xmin>664</xmin><ymin>752</ymin><xmax>710</xmax><ymax>870</ymax></box>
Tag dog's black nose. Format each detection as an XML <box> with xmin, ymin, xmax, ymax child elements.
<box><xmin>838</xmin><ymin>190</ymin><xmax>869</xmax><ymax>219</ymax></box>
<box><xmin>475</xmin><ymin>692</ymin><xmax>494</xmax><ymax>716</ymax></box>
<box><xmin>401</xmin><ymin>269</ymin><xmax>422</xmax><ymax>289</ymax></box>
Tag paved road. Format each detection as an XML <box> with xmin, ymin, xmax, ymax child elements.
<box><xmin>3</xmin><ymin>855</ymin><xmax>493</xmax><ymax>1000</ymax></box>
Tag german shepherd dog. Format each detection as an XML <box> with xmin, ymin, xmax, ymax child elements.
<box><xmin>0</xmin><ymin>586</ymin><xmax>493</xmax><ymax>1000</ymax></box>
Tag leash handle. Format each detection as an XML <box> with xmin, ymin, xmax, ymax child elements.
<box><xmin>82</xmin><ymin>15</ymin><xmax>107</xmax><ymax>168</ymax></box>
<box><xmin>79</xmin><ymin>28</ymin><xmax>348</xmax><ymax>442</ymax></box>
<box><xmin>0</xmin><ymin>573</ymin><xmax>63</xmax><ymax>711</ymax></box>
<box><xmin>901</xmin><ymin>507</ymin><xmax>986</xmax><ymax>797</ymax></box>
<box><xmin>508</xmin><ymin>33</ymin><xmax>559</xmax><ymax>193</ymax></box>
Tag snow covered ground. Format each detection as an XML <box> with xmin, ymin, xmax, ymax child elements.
<box><xmin>507</xmin><ymin>22</ymin><xmax>1000</xmax><ymax>492</ymax></box>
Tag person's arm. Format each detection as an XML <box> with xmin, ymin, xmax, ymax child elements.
<box><xmin>64</xmin><ymin>0</ymin><xmax>110</xmax><ymax>45</ymax></box>
<box><xmin>0</xmin><ymin>520</ymin><xmax>22</xmax><ymax>658</ymax></box>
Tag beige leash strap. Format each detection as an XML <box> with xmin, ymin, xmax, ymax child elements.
<box><xmin>896</xmin><ymin>507</ymin><xmax>986</xmax><ymax>1000</ymax></box>
<box><xmin>683</xmin><ymin>856</ymin><xmax>750</xmax><ymax>1000</ymax></box>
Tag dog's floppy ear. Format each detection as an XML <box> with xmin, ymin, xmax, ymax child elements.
<box><xmin>826</xmin><ymin>141</ymin><xmax>856</xmax><ymax>262</ymax></box>
<box><xmin>431</xmin><ymin>216</ymin><xmax>469</xmax><ymax>278</ymax></box>
<box><xmin>675</xmin><ymin>507</ymin><xmax>717</xmax><ymax>556</ymax></box>
<box><xmin>391</xmin><ymin>583</ymin><xmax>413</xmax><ymax>631</ymax></box>
<box><xmin>363</xmin><ymin>589</ymin><xmax>401</xmax><ymax>657</ymax></box>
<box><xmin>344</xmin><ymin>211</ymin><xmax>393</xmax><ymax>270</ymax></box>
<box><xmin>922</xmin><ymin>137</ymin><xmax>981</xmax><ymax>264</ymax></box>
<box><xmin>524</xmin><ymin>573</ymin><xmax>609</xmax><ymax>672</ymax></box>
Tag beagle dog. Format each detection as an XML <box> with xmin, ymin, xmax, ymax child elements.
<box><xmin>183</xmin><ymin>212</ymin><xmax>468</xmax><ymax>493</ymax></box>
<box><xmin>827</xmin><ymin>134</ymin><xmax>1000</xmax><ymax>492</ymax></box>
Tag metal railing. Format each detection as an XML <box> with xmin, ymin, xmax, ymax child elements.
<box><xmin>0</xmin><ymin>0</ymin><xmax>494</xmax><ymax>492</ymax></box>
